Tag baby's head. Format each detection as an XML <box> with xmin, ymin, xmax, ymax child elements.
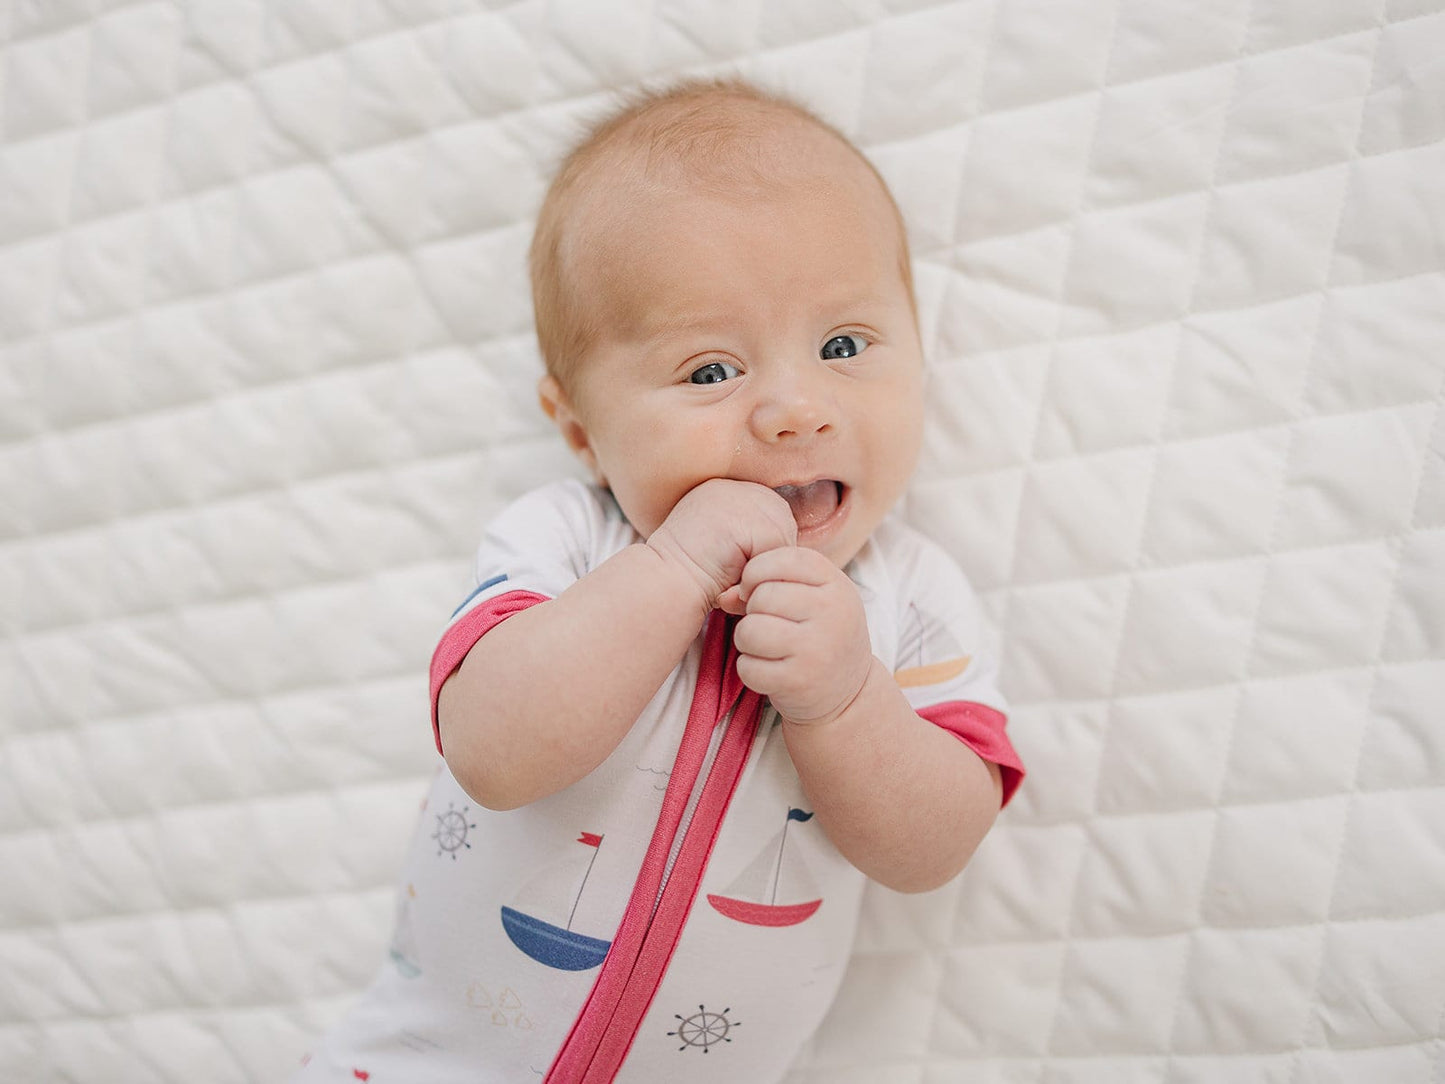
<box><xmin>531</xmin><ymin>78</ymin><xmax>926</xmax><ymax>568</ymax></box>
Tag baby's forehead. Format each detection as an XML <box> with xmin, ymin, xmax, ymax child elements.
<box><xmin>570</xmin><ymin>118</ymin><xmax>901</xmax><ymax>250</ymax></box>
<box><xmin>601</xmin><ymin>107</ymin><xmax>870</xmax><ymax>191</ymax></box>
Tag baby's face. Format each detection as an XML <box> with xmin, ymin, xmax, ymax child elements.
<box><xmin>548</xmin><ymin>149</ymin><xmax>924</xmax><ymax>570</ymax></box>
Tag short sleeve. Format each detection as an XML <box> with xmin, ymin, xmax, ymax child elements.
<box><xmin>428</xmin><ymin>480</ymin><xmax>634</xmax><ymax>752</ymax></box>
<box><xmin>882</xmin><ymin>528</ymin><xmax>1025</xmax><ymax>807</ymax></box>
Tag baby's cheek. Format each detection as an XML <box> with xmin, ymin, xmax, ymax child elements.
<box><xmin>607</xmin><ymin>479</ymin><xmax>669</xmax><ymax>541</ymax></box>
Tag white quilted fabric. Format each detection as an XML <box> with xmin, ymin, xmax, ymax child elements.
<box><xmin>3</xmin><ymin>2</ymin><xmax>1442</xmax><ymax>1081</ymax></box>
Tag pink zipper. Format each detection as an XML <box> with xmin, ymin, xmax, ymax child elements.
<box><xmin>545</xmin><ymin>613</ymin><xmax>763</xmax><ymax>1083</ymax></box>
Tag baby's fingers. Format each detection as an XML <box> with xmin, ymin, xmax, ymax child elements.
<box><xmin>742</xmin><ymin>580</ymin><xmax>820</xmax><ymax>622</ymax></box>
<box><xmin>737</xmin><ymin>545</ymin><xmax>838</xmax><ymax>600</ymax></box>
<box><xmin>733</xmin><ymin>612</ymin><xmax>797</xmax><ymax>662</ymax></box>
<box><xmin>716</xmin><ymin>585</ymin><xmax>747</xmax><ymax>616</ymax></box>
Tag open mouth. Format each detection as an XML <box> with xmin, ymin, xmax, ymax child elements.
<box><xmin>773</xmin><ymin>480</ymin><xmax>845</xmax><ymax>532</ymax></box>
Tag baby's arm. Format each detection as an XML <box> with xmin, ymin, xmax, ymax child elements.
<box><xmin>730</xmin><ymin>548</ymin><xmax>1002</xmax><ymax>893</ymax></box>
<box><xmin>439</xmin><ymin>480</ymin><xmax>795</xmax><ymax>810</ymax></box>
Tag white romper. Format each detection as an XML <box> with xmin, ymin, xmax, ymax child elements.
<box><xmin>296</xmin><ymin>479</ymin><xmax>1023</xmax><ymax>1083</ymax></box>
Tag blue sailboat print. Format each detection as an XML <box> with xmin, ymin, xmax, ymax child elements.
<box><xmin>501</xmin><ymin>831</ymin><xmax>612</xmax><ymax>971</ymax></box>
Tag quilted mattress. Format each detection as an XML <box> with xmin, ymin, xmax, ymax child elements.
<box><xmin>3</xmin><ymin>1</ymin><xmax>1443</xmax><ymax>1081</ymax></box>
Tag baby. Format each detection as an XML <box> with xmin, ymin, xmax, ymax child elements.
<box><xmin>297</xmin><ymin>77</ymin><xmax>1024</xmax><ymax>1083</ymax></box>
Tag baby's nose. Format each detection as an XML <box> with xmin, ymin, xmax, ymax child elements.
<box><xmin>750</xmin><ymin>377</ymin><xmax>835</xmax><ymax>442</ymax></box>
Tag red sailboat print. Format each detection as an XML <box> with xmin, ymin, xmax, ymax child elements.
<box><xmin>707</xmin><ymin>808</ymin><xmax>821</xmax><ymax>927</ymax></box>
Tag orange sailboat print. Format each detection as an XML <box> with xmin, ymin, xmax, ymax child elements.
<box><xmin>894</xmin><ymin>603</ymin><xmax>971</xmax><ymax>688</ymax></box>
<box><xmin>707</xmin><ymin>808</ymin><xmax>822</xmax><ymax>927</ymax></box>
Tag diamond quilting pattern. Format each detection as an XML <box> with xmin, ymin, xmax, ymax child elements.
<box><xmin>2</xmin><ymin>1</ymin><xmax>1441</xmax><ymax>1082</ymax></box>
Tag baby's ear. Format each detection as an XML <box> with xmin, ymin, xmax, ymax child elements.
<box><xmin>538</xmin><ymin>375</ymin><xmax>606</xmax><ymax>486</ymax></box>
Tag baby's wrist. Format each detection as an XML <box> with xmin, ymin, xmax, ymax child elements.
<box><xmin>777</xmin><ymin>655</ymin><xmax>883</xmax><ymax>730</ymax></box>
<box><xmin>641</xmin><ymin>532</ymin><xmax>722</xmax><ymax>618</ymax></box>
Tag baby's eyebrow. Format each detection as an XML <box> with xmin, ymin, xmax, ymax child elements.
<box><xmin>629</xmin><ymin>290</ymin><xmax>896</xmax><ymax>348</ymax></box>
<box><xmin>634</xmin><ymin>309</ymin><xmax>731</xmax><ymax>345</ymax></box>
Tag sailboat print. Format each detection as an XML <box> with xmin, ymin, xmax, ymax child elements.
<box><xmin>389</xmin><ymin>883</ymin><xmax>421</xmax><ymax>978</ymax></box>
<box><xmin>500</xmin><ymin>832</ymin><xmax>612</xmax><ymax>971</ymax></box>
<box><xmin>894</xmin><ymin>603</ymin><xmax>971</xmax><ymax>688</ymax></box>
<box><xmin>707</xmin><ymin>809</ymin><xmax>822</xmax><ymax>927</ymax></box>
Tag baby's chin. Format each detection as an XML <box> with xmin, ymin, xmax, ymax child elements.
<box><xmin>804</xmin><ymin>536</ymin><xmax>869</xmax><ymax>571</ymax></box>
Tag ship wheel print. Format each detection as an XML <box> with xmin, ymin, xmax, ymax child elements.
<box><xmin>668</xmin><ymin>1004</ymin><xmax>739</xmax><ymax>1053</ymax></box>
<box><xmin>433</xmin><ymin>802</ymin><xmax>476</xmax><ymax>859</ymax></box>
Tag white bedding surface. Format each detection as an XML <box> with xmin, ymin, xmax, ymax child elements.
<box><xmin>3</xmin><ymin>2</ymin><xmax>1443</xmax><ymax>1081</ymax></box>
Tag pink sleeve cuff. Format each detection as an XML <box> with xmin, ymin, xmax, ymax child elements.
<box><xmin>916</xmin><ymin>701</ymin><xmax>1025</xmax><ymax>808</ymax></box>
<box><xmin>429</xmin><ymin>590</ymin><xmax>550</xmax><ymax>754</ymax></box>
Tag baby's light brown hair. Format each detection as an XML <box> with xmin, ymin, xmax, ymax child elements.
<box><xmin>528</xmin><ymin>77</ymin><xmax>916</xmax><ymax>393</ymax></box>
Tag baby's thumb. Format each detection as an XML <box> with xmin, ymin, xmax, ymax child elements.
<box><xmin>716</xmin><ymin>585</ymin><xmax>747</xmax><ymax>616</ymax></box>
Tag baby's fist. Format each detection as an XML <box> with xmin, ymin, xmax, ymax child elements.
<box><xmin>732</xmin><ymin>547</ymin><xmax>873</xmax><ymax>726</ymax></box>
<box><xmin>647</xmin><ymin>479</ymin><xmax>797</xmax><ymax>612</ymax></box>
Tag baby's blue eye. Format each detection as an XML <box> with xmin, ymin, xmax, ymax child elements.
<box><xmin>689</xmin><ymin>360</ymin><xmax>740</xmax><ymax>384</ymax></box>
<box><xmin>821</xmin><ymin>335</ymin><xmax>867</xmax><ymax>360</ymax></box>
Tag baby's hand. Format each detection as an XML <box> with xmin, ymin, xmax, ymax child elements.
<box><xmin>647</xmin><ymin>479</ymin><xmax>797</xmax><ymax>612</ymax></box>
<box><xmin>731</xmin><ymin>547</ymin><xmax>873</xmax><ymax>726</ymax></box>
